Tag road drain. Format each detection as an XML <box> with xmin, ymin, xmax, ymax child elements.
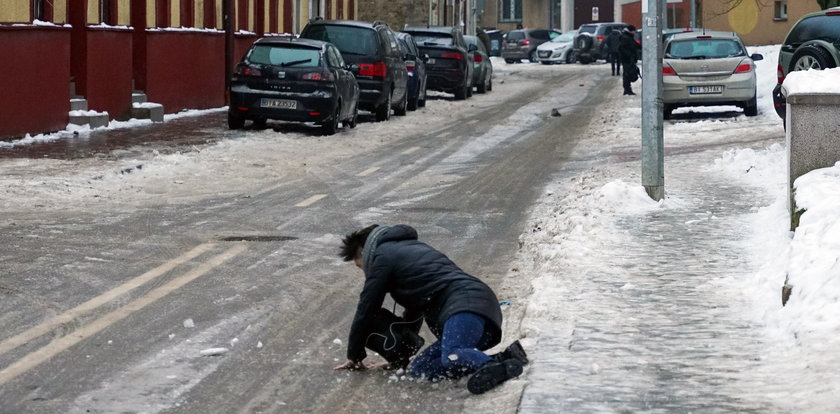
<box><xmin>218</xmin><ymin>235</ymin><xmax>297</xmax><ymax>242</ymax></box>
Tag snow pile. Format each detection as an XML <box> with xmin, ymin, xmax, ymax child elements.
<box><xmin>783</xmin><ymin>67</ymin><xmax>840</xmax><ymax>95</ymax></box>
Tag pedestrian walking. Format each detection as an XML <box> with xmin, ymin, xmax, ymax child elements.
<box><xmin>619</xmin><ymin>25</ymin><xmax>642</xmax><ymax>95</ymax></box>
<box><xmin>605</xmin><ymin>29</ymin><xmax>622</xmax><ymax>76</ymax></box>
<box><xmin>334</xmin><ymin>224</ymin><xmax>529</xmax><ymax>394</ymax></box>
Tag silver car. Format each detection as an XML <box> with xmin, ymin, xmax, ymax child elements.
<box><xmin>536</xmin><ymin>30</ymin><xmax>577</xmax><ymax>64</ymax></box>
<box><xmin>662</xmin><ymin>31</ymin><xmax>763</xmax><ymax>119</ymax></box>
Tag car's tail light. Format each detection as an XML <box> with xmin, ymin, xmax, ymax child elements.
<box><xmin>826</xmin><ymin>10</ymin><xmax>840</xmax><ymax>15</ymax></box>
<box><xmin>441</xmin><ymin>52</ymin><xmax>463</xmax><ymax>60</ymax></box>
<box><xmin>734</xmin><ymin>61</ymin><xmax>753</xmax><ymax>73</ymax></box>
<box><xmin>596</xmin><ymin>35</ymin><xmax>605</xmax><ymax>41</ymax></box>
<box><xmin>405</xmin><ymin>61</ymin><xmax>415</xmax><ymax>72</ymax></box>
<box><xmin>236</xmin><ymin>64</ymin><xmax>262</xmax><ymax>77</ymax></box>
<box><xmin>777</xmin><ymin>64</ymin><xmax>785</xmax><ymax>84</ymax></box>
<box><xmin>302</xmin><ymin>71</ymin><xmax>335</xmax><ymax>81</ymax></box>
<box><xmin>474</xmin><ymin>53</ymin><xmax>483</xmax><ymax>63</ymax></box>
<box><xmin>663</xmin><ymin>65</ymin><xmax>677</xmax><ymax>76</ymax></box>
<box><xmin>520</xmin><ymin>39</ymin><xmax>531</xmax><ymax>46</ymax></box>
<box><xmin>358</xmin><ymin>62</ymin><xmax>387</xmax><ymax>77</ymax></box>
<box><xmin>696</xmin><ymin>35</ymin><xmax>712</xmax><ymax>39</ymax></box>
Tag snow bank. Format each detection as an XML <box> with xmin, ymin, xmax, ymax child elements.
<box><xmin>783</xmin><ymin>67</ymin><xmax>840</xmax><ymax>95</ymax></box>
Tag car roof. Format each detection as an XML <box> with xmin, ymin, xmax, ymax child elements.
<box><xmin>404</xmin><ymin>25</ymin><xmax>455</xmax><ymax>34</ymax></box>
<box><xmin>667</xmin><ymin>31</ymin><xmax>742</xmax><ymax>42</ymax></box>
<box><xmin>254</xmin><ymin>37</ymin><xmax>327</xmax><ymax>49</ymax></box>
<box><xmin>305</xmin><ymin>19</ymin><xmax>385</xmax><ymax>30</ymax></box>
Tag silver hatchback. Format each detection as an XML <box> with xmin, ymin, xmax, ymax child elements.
<box><xmin>662</xmin><ymin>31</ymin><xmax>763</xmax><ymax>119</ymax></box>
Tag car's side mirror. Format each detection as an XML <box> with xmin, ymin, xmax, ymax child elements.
<box><xmin>751</xmin><ymin>53</ymin><xmax>764</xmax><ymax>61</ymax></box>
<box><xmin>422</xmin><ymin>54</ymin><xmax>430</xmax><ymax>62</ymax></box>
<box><xmin>347</xmin><ymin>63</ymin><xmax>360</xmax><ymax>74</ymax></box>
<box><xmin>468</xmin><ymin>44</ymin><xmax>478</xmax><ymax>52</ymax></box>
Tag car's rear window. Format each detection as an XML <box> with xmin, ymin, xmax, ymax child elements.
<box><xmin>507</xmin><ymin>31</ymin><xmax>525</xmax><ymax>41</ymax></box>
<box><xmin>302</xmin><ymin>25</ymin><xmax>378</xmax><ymax>55</ymax></box>
<box><xmin>578</xmin><ymin>25</ymin><xmax>597</xmax><ymax>35</ymax></box>
<box><xmin>531</xmin><ymin>30</ymin><xmax>550</xmax><ymax>40</ymax></box>
<box><xmin>247</xmin><ymin>45</ymin><xmax>321</xmax><ymax>67</ymax></box>
<box><xmin>785</xmin><ymin>15</ymin><xmax>840</xmax><ymax>47</ymax></box>
<box><xmin>412</xmin><ymin>33</ymin><xmax>454</xmax><ymax>46</ymax></box>
<box><xmin>666</xmin><ymin>39</ymin><xmax>745</xmax><ymax>59</ymax></box>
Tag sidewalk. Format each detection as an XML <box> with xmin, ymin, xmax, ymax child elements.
<box><xmin>479</xmin><ymin>71</ymin><xmax>840</xmax><ymax>411</ymax></box>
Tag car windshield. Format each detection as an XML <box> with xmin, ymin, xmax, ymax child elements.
<box><xmin>412</xmin><ymin>33</ymin><xmax>454</xmax><ymax>46</ymax></box>
<box><xmin>666</xmin><ymin>39</ymin><xmax>745</xmax><ymax>59</ymax></box>
<box><xmin>552</xmin><ymin>31</ymin><xmax>576</xmax><ymax>42</ymax></box>
<box><xmin>248</xmin><ymin>45</ymin><xmax>321</xmax><ymax>67</ymax></box>
<box><xmin>303</xmin><ymin>25</ymin><xmax>378</xmax><ymax>55</ymax></box>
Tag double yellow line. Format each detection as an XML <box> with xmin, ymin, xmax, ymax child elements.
<box><xmin>0</xmin><ymin>242</ymin><xmax>247</xmax><ymax>386</ymax></box>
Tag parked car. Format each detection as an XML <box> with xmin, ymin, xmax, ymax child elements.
<box><xmin>537</xmin><ymin>30</ymin><xmax>577</xmax><ymax>64</ymax></box>
<box><xmin>403</xmin><ymin>25</ymin><xmax>474</xmax><ymax>100</ymax></box>
<box><xmin>464</xmin><ymin>35</ymin><xmax>493</xmax><ymax>93</ymax></box>
<box><xmin>772</xmin><ymin>7</ymin><xmax>840</xmax><ymax>120</ymax></box>
<box><xmin>573</xmin><ymin>22</ymin><xmax>629</xmax><ymax>64</ymax></box>
<box><xmin>299</xmin><ymin>19</ymin><xmax>408</xmax><ymax>122</ymax></box>
<box><xmin>228</xmin><ymin>37</ymin><xmax>359</xmax><ymax>135</ymax></box>
<box><xmin>396</xmin><ymin>32</ymin><xmax>428</xmax><ymax>110</ymax></box>
<box><xmin>661</xmin><ymin>31</ymin><xmax>763</xmax><ymax>119</ymax></box>
<box><xmin>502</xmin><ymin>28</ymin><xmax>560</xmax><ymax>63</ymax></box>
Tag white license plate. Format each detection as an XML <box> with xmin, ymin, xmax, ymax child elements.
<box><xmin>689</xmin><ymin>85</ymin><xmax>724</xmax><ymax>94</ymax></box>
<box><xmin>426</xmin><ymin>58</ymin><xmax>436</xmax><ymax>65</ymax></box>
<box><xmin>260</xmin><ymin>98</ymin><xmax>297</xmax><ymax>109</ymax></box>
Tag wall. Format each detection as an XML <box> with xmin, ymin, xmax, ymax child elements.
<box><xmin>145</xmin><ymin>32</ymin><xmax>227</xmax><ymax>113</ymax></box>
<box><xmin>702</xmin><ymin>0</ymin><xmax>820</xmax><ymax>45</ymax></box>
<box><xmin>85</xmin><ymin>28</ymin><xmax>134</xmax><ymax>119</ymax></box>
<box><xmin>0</xmin><ymin>27</ymin><xmax>71</xmax><ymax>139</ymax></box>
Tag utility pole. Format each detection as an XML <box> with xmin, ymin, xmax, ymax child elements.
<box><xmin>641</xmin><ymin>0</ymin><xmax>664</xmax><ymax>200</ymax></box>
<box><xmin>690</xmin><ymin>0</ymin><xmax>697</xmax><ymax>28</ymax></box>
<box><xmin>224</xmin><ymin>0</ymin><xmax>233</xmax><ymax>105</ymax></box>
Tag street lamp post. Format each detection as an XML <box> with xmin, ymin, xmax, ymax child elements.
<box><xmin>641</xmin><ymin>0</ymin><xmax>664</xmax><ymax>200</ymax></box>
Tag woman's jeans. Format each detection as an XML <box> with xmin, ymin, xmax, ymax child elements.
<box><xmin>408</xmin><ymin>312</ymin><xmax>494</xmax><ymax>381</ymax></box>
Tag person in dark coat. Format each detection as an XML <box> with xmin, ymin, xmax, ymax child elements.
<box><xmin>618</xmin><ymin>25</ymin><xmax>642</xmax><ymax>95</ymax></box>
<box><xmin>335</xmin><ymin>224</ymin><xmax>528</xmax><ymax>394</ymax></box>
<box><xmin>605</xmin><ymin>29</ymin><xmax>622</xmax><ymax>76</ymax></box>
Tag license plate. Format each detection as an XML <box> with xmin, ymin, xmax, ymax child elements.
<box><xmin>426</xmin><ymin>58</ymin><xmax>436</xmax><ymax>65</ymax></box>
<box><xmin>260</xmin><ymin>98</ymin><xmax>297</xmax><ymax>109</ymax></box>
<box><xmin>689</xmin><ymin>85</ymin><xmax>724</xmax><ymax>94</ymax></box>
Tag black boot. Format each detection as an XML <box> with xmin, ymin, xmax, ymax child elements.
<box><xmin>490</xmin><ymin>340</ymin><xmax>528</xmax><ymax>365</ymax></box>
<box><xmin>467</xmin><ymin>359</ymin><xmax>524</xmax><ymax>394</ymax></box>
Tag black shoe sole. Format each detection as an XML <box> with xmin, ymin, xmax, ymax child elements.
<box><xmin>506</xmin><ymin>340</ymin><xmax>529</xmax><ymax>365</ymax></box>
<box><xmin>467</xmin><ymin>359</ymin><xmax>523</xmax><ymax>395</ymax></box>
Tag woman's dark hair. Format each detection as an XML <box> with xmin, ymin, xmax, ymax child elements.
<box><xmin>339</xmin><ymin>224</ymin><xmax>379</xmax><ymax>261</ymax></box>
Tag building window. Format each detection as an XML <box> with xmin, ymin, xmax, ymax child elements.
<box><xmin>774</xmin><ymin>1</ymin><xmax>787</xmax><ymax>21</ymax></box>
<box><xmin>32</xmin><ymin>0</ymin><xmax>53</xmax><ymax>22</ymax></box>
<box><xmin>500</xmin><ymin>0</ymin><xmax>522</xmax><ymax>22</ymax></box>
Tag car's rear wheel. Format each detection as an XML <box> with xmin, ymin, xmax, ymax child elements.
<box><xmin>529</xmin><ymin>50</ymin><xmax>539</xmax><ymax>63</ymax></box>
<box><xmin>743</xmin><ymin>95</ymin><xmax>758</xmax><ymax>117</ymax></box>
<box><xmin>252</xmin><ymin>117</ymin><xmax>267</xmax><ymax>129</ymax></box>
<box><xmin>346</xmin><ymin>103</ymin><xmax>358</xmax><ymax>128</ymax></box>
<box><xmin>394</xmin><ymin>89</ymin><xmax>408</xmax><ymax>116</ymax></box>
<box><xmin>228</xmin><ymin>112</ymin><xmax>245</xmax><ymax>129</ymax></box>
<box><xmin>322</xmin><ymin>103</ymin><xmax>340</xmax><ymax>135</ymax></box>
<box><xmin>487</xmin><ymin>76</ymin><xmax>492</xmax><ymax>91</ymax></box>
<box><xmin>454</xmin><ymin>83</ymin><xmax>468</xmax><ymax>100</ymax></box>
<box><xmin>375</xmin><ymin>90</ymin><xmax>392</xmax><ymax>122</ymax></box>
<box><xmin>477</xmin><ymin>73</ymin><xmax>488</xmax><ymax>94</ymax></box>
<box><xmin>790</xmin><ymin>46</ymin><xmax>836</xmax><ymax>73</ymax></box>
<box><xmin>663</xmin><ymin>104</ymin><xmax>674</xmax><ymax>120</ymax></box>
<box><xmin>579</xmin><ymin>55</ymin><xmax>592</xmax><ymax>64</ymax></box>
<box><xmin>504</xmin><ymin>58</ymin><xmax>516</xmax><ymax>64</ymax></box>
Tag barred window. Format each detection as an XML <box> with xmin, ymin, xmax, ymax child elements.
<box><xmin>500</xmin><ymin>0</ymin><xmax>522</xmax><ymax>22</ymax></box>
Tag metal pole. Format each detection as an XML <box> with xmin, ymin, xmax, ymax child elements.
<box><xmin>224</xmin><ymin>0</ymin><xmax>234</xmax><ymax>106</ymax></box>
<box><xmin>641</xmin><ymin>0</ymin><xmax>664</xmax><ymax>200</ymax></box>
<box><xmin>690</xmin><ymin>0</ymin><xmax>696</xmax><ymax>28</ymax></box>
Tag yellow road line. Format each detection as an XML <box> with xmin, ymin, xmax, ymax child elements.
<box><xmin>356</xmin><ymin>167</ymin><xmax>380</xmax><ymax>177</ymax></box>
<box><xmin>401</xmin><ymin>147</ymin><xmax>420</xmax><ymax>155</ymax></box>
<box><xmin>295</xmin><ymin>194</ymin><xmax>327</xmax><ymax>207</ymax></box>
<box><xmin>0</xmin><ymin>243</ymin><xmax>215</xmax><ymax>357</ymax></box>
<box><xmin>0</xmin><ymin>244</ymin><xmax>247</xmax><ymax>386</ymax></box>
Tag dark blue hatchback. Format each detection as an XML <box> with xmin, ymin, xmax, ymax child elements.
<box><xmin>396</xmin><ymin>32</ymin><xmax>428</xmax><ymax>111</ymax></box>
<box><xmin>228</xmin><ymin>37</ymin><xmax>360</xmax><ymax>135</ymax></box>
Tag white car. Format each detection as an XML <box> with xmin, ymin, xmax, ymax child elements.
<box><xmin>536</xmin><ymin>30</ymin><xmax>577</xmax><ymax>64</ymax></box>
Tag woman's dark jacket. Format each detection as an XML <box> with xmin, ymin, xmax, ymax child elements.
<box><xmin>618</xmin><ymin>31</ymin><xmax>641</xmax><ymax>64</ymax></box>
<box><xmin>346</xmin><ymin>225</ymin><xmax>502</xmax><ymax>362</ymax></box>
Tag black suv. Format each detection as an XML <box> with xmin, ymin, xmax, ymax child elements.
<box><xmin>573</xmin><ymin>22</ymin><xmax>629</xmax><ymax>64</ymax></box>
<box><xmin>772</xmin><ymin>7</ymin><xmax>840</xmax><ymax>120</ymax></box>
<box><xmin>300</xmin><ymin>20</ymin><xmax>408</xmax><ymax>122</ymax></box>
<box><xmin>404</xmin><ymin>25</ymin><xmax>474</xmax><ymax>100</ymax></box>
